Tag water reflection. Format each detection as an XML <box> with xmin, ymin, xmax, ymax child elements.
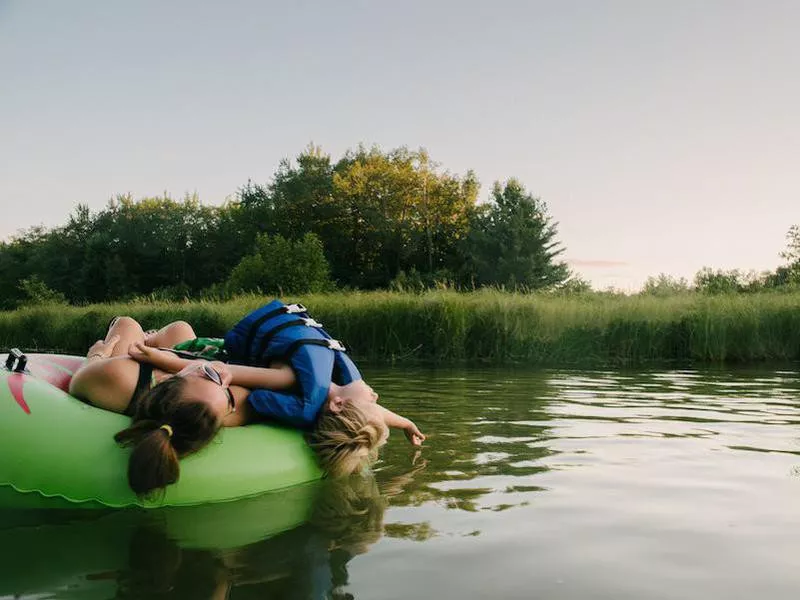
<box><xmin>2</xmin><ymin>366</ymin><xmax>800</xmax><ymax>599</ymax></box>
<box><xmin>0</xmin><ymin>461</ymin><xmax>429</xmax><ymax>600</ymax></box>
<box><xmin>370</xmin><ymin>368</ymin><xmax>559</xmax><ymax>516</ymax></box>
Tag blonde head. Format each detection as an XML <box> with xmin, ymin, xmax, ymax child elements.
<box><xmin>308</xmin><ymin>403</ymin><xmax>388</xmax><ymax>477</ymax></box>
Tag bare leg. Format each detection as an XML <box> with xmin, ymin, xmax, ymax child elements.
<box><xmin>144</xmin><ymin>321</ymin><xmax>196</xmax><ymax>348</ymax></box>
<box><xmin>105</xmin><ymin>316</ymin><xmax>146</xmax><ymax>357</ymax></box>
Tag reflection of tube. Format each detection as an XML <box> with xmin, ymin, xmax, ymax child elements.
<box><xmin>0</xmin><ymin>464</ymin><xmax>428</xmax><ymax>599</ymax></box>
<box><xmin>124</xmin><ymin>474</ymin><xmax>393</xmax><ymax>600</ymax></box>
<box><xmin>0</xmin><ymin>482</ymin><xmax>319</xmax><ymax>598</ymax></box>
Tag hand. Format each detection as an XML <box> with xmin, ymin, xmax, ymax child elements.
<box><xmin>410</xmin><ymin>449</ymin><xmax>428</xmax><ymax>468</ymax></box>
<box><xmin>403</xmin><ymin>420</ymin><xmax>426</xmax><ymax>447</ymax></box>
<box><xmin>128</xmin><ymin>341</ymin><xmax>164</xmax><ymax>363</ymax></box>
<box><xmin>87</xmin><ymin>335</ymin><xmax>119</xmax><ymax>359</ymax></box>
<box><xmin>128</xmin><ymin>342</ymin><xmax>182</xmax><ymax>372</ymax></box>
<box><xmin>208</xmin><ymin>361</ymin><xmax>233</xmax><ymax>386</ymax></box>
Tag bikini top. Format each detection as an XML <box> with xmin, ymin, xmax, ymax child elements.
<box><xmin>123</xmin><ymin>362</ymin><xmax>155</xmax><ymax>417</ymax></box>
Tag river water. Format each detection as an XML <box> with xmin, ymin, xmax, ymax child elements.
<box><xmin>1</xmin><ymin>367</ymin><xmax>799</xmax><ymax>599</ymax></box>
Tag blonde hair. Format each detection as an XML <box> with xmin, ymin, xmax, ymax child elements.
<box><xmin>311</xmin><ymin>473</ymin><xmax>387</xmax><ymax>554</ymax></box>
<box><xmin>308</xmin><ymin>403</ymin><xmax>388</xmax><ymax>477</ymax></box>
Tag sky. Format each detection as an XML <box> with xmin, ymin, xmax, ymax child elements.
<box><xmin>1</xmin><ymin>0</ymin><xmax>798</xmax><ymax>290</ymax></box>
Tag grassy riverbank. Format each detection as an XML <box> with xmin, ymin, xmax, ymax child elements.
<box><xmin>2</xmin><ymin>291</ymin><xmax>800</xmax><ymax>366</ymax></box>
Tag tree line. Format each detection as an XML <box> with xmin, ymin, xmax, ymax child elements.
<box><xmin>640</xmin><ymin>225</ymin><xmax>800</xmax><ymax>297</ymax></box>
<box><xmin>0</xmin><ymin>145</ymin><xmax>570</xmax><ymax>309</ymax></box>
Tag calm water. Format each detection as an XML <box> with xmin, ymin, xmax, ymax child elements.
<box><xmin>1</xmin><ymin>367</ymin><xmax>799</xmax><ymax>599</ymax></box>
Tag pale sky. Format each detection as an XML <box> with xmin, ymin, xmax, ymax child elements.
<box><xmin>1</xmin><ymin>0</ymin><xmax>798</xmax><ymax>290</ymax></box>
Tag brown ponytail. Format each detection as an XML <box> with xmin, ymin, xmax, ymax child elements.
<box><xmin>114</xmin><ymin>376</ymin><xmax>221</xmax><ymax>499</ymax></box>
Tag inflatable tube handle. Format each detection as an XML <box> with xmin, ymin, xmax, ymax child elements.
<box><xmin>4</xmin><ymin>348</ymin><xmax>27</xmax><ymax>373</ymax></box>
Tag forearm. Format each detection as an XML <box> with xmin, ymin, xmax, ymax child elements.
<box><xmin>377</xmin><ymin>404</ymin><xmax>411</xmax><ymax>430</ymax></box>
<box><xmin>377</xmin><ymin>404</ymin><xmax>425</xmax><ymax>446</ymax></box>
<box><xmin>138</xmin><ymin>351</ymin><xmax>191</xmax><ymax>373</ymax></box>
<box><xmin>226</xmin><ymin>363</ymin><xmax>296</xmax><ymax>390</ymax></box>
<box><xmin>131</xmin><ymin>343</ymin><xmax>296</xmax><ymax>389</ymax></box>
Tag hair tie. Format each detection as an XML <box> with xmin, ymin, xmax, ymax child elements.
<box><xmin>159</xmin><ymin>424</ymin><xmax>173</xmax><ymax>438</ymax></box>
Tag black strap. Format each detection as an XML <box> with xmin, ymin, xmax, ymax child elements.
<box><xmin>242</xmin><ymin>303</ymin><xmax>307</xmax><ymax>359</ymax></box>
<box><xmin>243</xmin><ymin>306</ymin><xmax>291</xmax><ymax>359</ymax></box>
<box><xmin>126</xmin><ymin>363</ymin><xmax>154</xmax><ymax>417</ymax></box>
<box><xmin>253</xmin><ymin>319</ymin><xmax>312</xmax><ymax>361</ymax></box>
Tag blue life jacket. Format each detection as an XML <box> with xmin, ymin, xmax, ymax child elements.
<box><xmin>223</xmin><ymin>300</ymin><xmax>361</xmax><ymax>428</ymax></box>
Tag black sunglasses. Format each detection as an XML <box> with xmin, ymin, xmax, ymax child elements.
<box><xmin>197</xmin><ymin>363</ymin><xmax>236</xmax><ymax>414</ymax></box>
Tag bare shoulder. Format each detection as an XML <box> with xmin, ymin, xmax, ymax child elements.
<box><xmin>69</xmin><ymin>356</ymin><xmax>140</xmax><ymax>412</ymax></box>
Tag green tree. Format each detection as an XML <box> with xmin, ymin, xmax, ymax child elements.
<box><xmin>226</xmin><ymin>233</ymin><xmax>331</xmax><ymax>295</ymax></box>
<box><xmin>243</xmin><ymin>145</ymin><xmax>479</xmax><ymax>289</ymax></box>
<box><xmin>462</xmin><ymin>179</ymin><xmax>568</xmax><ymax>290</ymax></box>
<box><xmin>331</xmin><ymin>146</ymin><xmax>478</xmax><ymax>287</ymax></box>
<box><xmin>77</xmin><ymin>193</ymin><xmax>229</xmax><ymax>300</ymax></box>
<box><xmin>641</xmin><ymin>274</ymin><xmax>690</xmax><ymax>296</ymax></box>
<box><xmin>18</xmin><ymin>274</ymin><xmax>67</xmax><ymax>305</ymax></box>
<box><xmin>693</xmin><ymin>267</ymin><xmax>743</xmax><ymax>294</ymax></box>
<box><xmin>780</xmin><ymin>225</ymin><xmax>800</xmax><ymax>266</ymax></box>
<box><xmin>557</xmin><ymin>275</ymin><xmax>593</xmax><ymax>295</ymax></box>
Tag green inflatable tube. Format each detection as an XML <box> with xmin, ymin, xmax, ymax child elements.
<box><xmin>0</xmin><ymin>353</ymin><xmax>323</xmax><ymax>508</ymax></box>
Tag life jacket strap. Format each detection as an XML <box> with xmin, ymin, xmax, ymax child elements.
<box><xmin>243</xmin><ymin>303</ymin><xmax>309</xmax><ymax>358</ymax></box>
<box><xmin>279</xmin><ymin>337</ymin><xmax>347</xmax><ymax>362</ymax></box>
<box><xmin>254</xmin><ymin>317</ymin><xmax>324</xmax><ymax>361</ymax></box>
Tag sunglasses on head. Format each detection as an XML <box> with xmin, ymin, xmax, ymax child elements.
<box><xmin>196</xmin><ymin>363</ymin><xmax>236</xmax><ymax>414</ymax></box>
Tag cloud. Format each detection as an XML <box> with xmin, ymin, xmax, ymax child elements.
<box><xmin>567</xmin><ymin>259</ymin><xmax>630</xmax><ymax>269</ymax></box>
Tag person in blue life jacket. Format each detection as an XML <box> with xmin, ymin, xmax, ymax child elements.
<box><xmin>218</xmin><ymin>300</ymin><xmax>425</xmax><ymax>475</ymax></box>
<box><xmin>117</xmin><ymin>301</ymin><xmax>425</xmax><ymax>495</ymax></box>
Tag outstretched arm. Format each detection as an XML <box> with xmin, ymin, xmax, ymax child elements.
<box><xmin>128</xmin><ymin>343</ymin><xmax>296</xmax><ymax>390</ymax></box>
<box><xmin>377</xmin><ymin>404</ymin><xmax>426</xmax><ymax>446</ymax></box>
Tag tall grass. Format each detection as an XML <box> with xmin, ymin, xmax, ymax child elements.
<box><xmin>1</xmin><ymin>291</ymin><xmax>800</xmax><ymax>366</ymax></box>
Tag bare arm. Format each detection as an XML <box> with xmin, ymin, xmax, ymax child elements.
<box><xmin>128</xmin><ymin>343</ymin><xmax>296</xmax><ymax>390</ymax></box>
<box><xmin>221</xmin><ymin>362</ymin><xmax>295</xmax><ymax>390</ymax></box>
<box><xmin>69</xmin><ymin>356</ymin><xmax>137</xmax><ymax>413</ymax></box>
<box><xmin>377</xmin><ymin>404</ymin><xmax>426</xmax><ymax>446</ymax></box>
<box><xmin>70</xmin><ymin>335</ymin><xmax>128</xmax><ymax>408</ymax></box>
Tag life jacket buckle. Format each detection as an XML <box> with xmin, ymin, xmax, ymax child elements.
<box><xmin>302</xmin><ymin>317</ymin><xmax>323</xmax><ymax>328</ymax></box>
<box><xmin>285</xmin><ymin>303</ymin><xmax>307</xmax><ymax>314</ymax></box>
<box><xmin>327</xmin><ymin>339</ymin><xmax>346</xmax><ymax>352</ymax></box>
